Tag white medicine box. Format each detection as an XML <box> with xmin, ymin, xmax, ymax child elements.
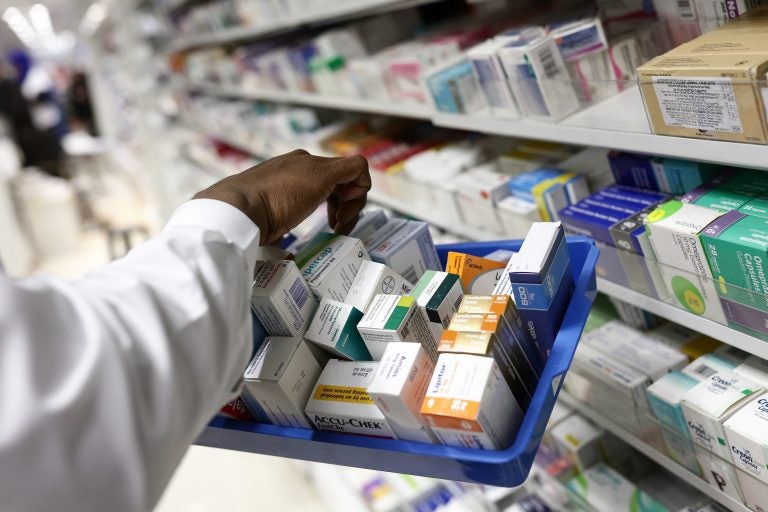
<box><xmin>251</xmin><ymin>260</ymin><xmax>318</xmax><ymax>337</ymax></box>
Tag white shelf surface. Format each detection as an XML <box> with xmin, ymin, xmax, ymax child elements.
<box><xmin>172</xmin><ymin>0</ymin><xmax>434</xmax><ymax>50</ymax></box>
<box><xmin>433</xmin><ymin>87</ymin><xmax>768</xmax><ymax>170</ymax></box>
<box><xmin>558</xmin><ymin>393</ymin><xmax>752</xmax><ymax>512</ymax></box>
<box><xmin>193</xmin><ymin>84</ymin><xmax>432</xmax><ymax>120</ymax></box>
<box><xmin>597</xmin><ymin>277</ymin><xmax>768</xmax><ymax>361</ymax></box>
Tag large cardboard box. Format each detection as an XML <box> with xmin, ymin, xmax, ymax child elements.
<box><xmin>637</xmin><ymin>17</ymin><xmax>768</xmax><ymax>144</ymax></box>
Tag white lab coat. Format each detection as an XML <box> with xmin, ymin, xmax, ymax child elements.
<box><xmin>0</xmin><ymin>199</ymin><xmax>260</xmax><ymax>512</ymax></box>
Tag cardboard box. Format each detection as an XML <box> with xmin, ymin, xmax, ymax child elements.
<box><xmin>655</xmin><ymin>158</ymin><xmax>719</xmax><ymax>195</ymax></box>
<box><xmin>648</xmin><ymin>322</ymin><xmax>722</xmax><ymax>361</ymax></box>
<box><xmin>695</xmin><ymin>0</ymin><xmax>767</xmax><ymax>33</ymax></box>
<box><xmin>295</xmin><ymin>233</ymin><xmax>370</xmax><ymax>301</ymax></box>
<box><xmin>446</xmin><ymin>251</ymin><xmax>507</xmax><ymax>295</ymax></box>
<box><xmin>497</xmin><ymin>196</ymin><xmax>539</xmax><ymax>237</ymax></box>
<box><xmin>608</xmin><ymin>151</ymin><xmax>660</xmax><ymax>192</ymax></box>
<box><xmin>305</xmin><ymin>299</ymin><xmax>372</xmax><ymax>361</ymax></box>
<box><xmin>505</xmin><ymin>222</ymin><xmax>574</xmax><ymax>361</ymax></box>
<box><xmin>497</xmin><ymin>34</ymin><xmax>581</xmax><ymax>122</ymax></box>
<box><xmin>647</xmin><ymin>370</ymin><xmax>701</xmax><ymax>436</ymax></box>
<box><xmin>736</xmin><ymin>469</ymin><xmax>768</xmax><ymax>512</ymax></box>
<box><xmin>681</xmin><ymin>369</ymin><xmax>763</xmax><ymax>459</ymax></box>
<box><xmin>584</xmin><ymin>320</ymin><xmax>688</xmax><ymax>380</ymax></box>
<box><xmin>411</xmin><ymin>271</ymin><xmax>464</xmax><ymax>361</ymax></box>
<box><xmin>421</xmin><ymin>353</ymin><xmax>522</xmax><ymax>450</ymax></box>
<box><xmin>660</xmin><ymin>425</ymin><xmax>703</xmax><ymax>476</ymax></box>
<box><xmin>559</xmin><ymin>200</ymin><xmax>626</xmax><ymax>246</ymax></box>
<box><xmin>550</xmin><ymin>18</ymin><xmax>609</xmax><ymax>62</ymax></box>
<box><xmin>566</xmin><ymin>463</ymin><xmax>668</xmax><ymax>512</ymax></box>
<box><xmin>251</xmin><ymin>260</ymin><xmax>318</xmax><ymax>337</ymax></box>
<box><xmin>367</xmin><ymin>342</ymin><xmax>437</xmax><ymax>443</ymax></box>
<box><xmin>549</xmin><ymin>414</ymin><xmax>606</xmax><ymax>471</ymax></box>
<box><xmin>682</xmin><ymin>353</ymin><xmax>740</xmax><ymax>380</ymax></box>
<box><xmin>724</xmin><ymin>395</ymin><xmax>768</xmax><ymax>483</ymax></box>
<box><xmin>349</xmin><ymin>209</ymin><xmax>388</xmax><ymax>241</ymax></box>
<box><xmin>683</xmin><ymin>185</ymin><xmax>754</xmax><ymax>212</ymax></box>
<box><xmin>736</xmin><ymin>355</ymin><xmax>768</xmax><ymax>388</ymax></box>
<box><xmin>243</xmin><ymin>337</ymin><xmax>323</xmax><ymax>429</ymax></box>
<box><xmin>453</xmin><ymin>165</ymin><xmax>511</xmax><ymax>234</ymax></box>
<box><xmin>425</xmin><ymin>55</ymin><xmax>487</xmax><ymax>115</ymax></box>
<box><xmin>306</xmin><ymin>360</ymin><xmax>395</xmax><ymax>437</ymax></box>
<box><xmin>740</xmin><ymin>195</ymin><xmax>768</xmax><ymax>219</ymax></box>
<box><xmin>357</xmin><ymin>294</ymin><xmax>432</xmax><ymax>360</ymax></box>
<box><xmin>637</xmin><ymin>24</ymin><xmax>768</xmax><ymax>144</ymax></box>
<box><xmin>645</xmin><ymin>200</ymin><xmax>727</xmax><ymax>323</ymax></box>
<box><xmin>345</xmin><ymin>260</ymin><xmax>413</xmax><ymax>313</ymax></box>
<box><xmin>695</xmin><ymin>445</ymin><xmax>745</xmax><ymax>502</ymax></box>
<box><xmin>366</xmin><ymin>219</ymin><xmax>441</xmax><ymax>284</ymax></box>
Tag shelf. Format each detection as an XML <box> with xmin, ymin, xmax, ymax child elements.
<box><xmin>171</xmin><ymin>0</ymin><xmax>436</xmax><ymax>51</ymax></box>
<box><xmin>596</xmin><ymin>277</ymin><xmax>768</xmax><ymax>361</ymax></box>
<box><xmin>558</xmin><ymin>393</ymin><xmax>751</xmax><ymax>512</ymax></box>
<box><xmin>191</xmin><ymin>84</ymin><xmax>432</xmax><ymax>120</ymax></box>
<box><xmin>433</xmin><ymin>87</ymin><xmax>768</xmax><ymax>170</ymax></box>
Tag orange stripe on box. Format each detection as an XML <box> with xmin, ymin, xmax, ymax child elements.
<box><xmin>421</xmin><ymin>396</ymin><xmax>481</xmax><ymax>421</ymax></box>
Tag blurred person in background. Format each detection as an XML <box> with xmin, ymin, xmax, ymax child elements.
<box><xmin>6</xmin><ymin>49</ymin><xmax>66</xmax><ymax>177</ymax></box>
<box><xmin>0</xmin><ymin>150</ymin><xmax>371</xmax><ymax>512</ymax></box>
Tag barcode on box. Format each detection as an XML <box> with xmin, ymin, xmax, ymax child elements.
<box><xmin>694</xmin><ymin>364</ymin><xmax>717</xmax><ymax>379</ymax></box>
<box><xmin>289</xmin><ymin>278</ymin><xmax>309</xmax><ymax>308</ymax></box>
<box><xmin>538</xmin><ymin>49</ymin><xmax>558</xmax><ymax>80</ymax></box>
<box><xmin>677</xmin><ymin>0</ymin><xmax>695</xmax><ymax>20</ymax></box>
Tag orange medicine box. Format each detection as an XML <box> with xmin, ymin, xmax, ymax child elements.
<box><xmin>421</xmin><ymin>353</ymin><xmax>523</xmax><ymax>450</ymax></box>
<box><xmin>446</xmin><ymin>252</ymin><xmax>507</xmax><ymax>295</ymax></box>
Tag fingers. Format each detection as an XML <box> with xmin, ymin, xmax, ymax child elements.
<box><xmin>324</xmin><ymin>154</ymin><xmax>371</xmax><ymax>191</ymax></box>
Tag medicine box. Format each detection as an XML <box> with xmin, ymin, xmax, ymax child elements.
<box><xmin>584</xmin><ymin>320</ymin><xmax>688</xmax><ymax>380</ymax></box>
<box><xmin>466</xmin><ymin>39</ymin><xmax>521</xmax><ymax>119</ymax></box>
<box><xmin>442</xmin><ymin>313</ymin><xmax>534</xmax><ymax>410</ymax></box>
<box><xmin>549</xmin><ymin>414</ymin><xmax>606</xmax><ymax>472</ymax></box>
<box><xmin>608</xmin><ymin>151</ymin><xmax>660</xmax><ymax>192</ymax></box>
<box><xmin>243</xmin><ymin>337</ymin><xmax>323</xmax><ymax>429</ymax></box>
<box><xmin>411</xmin><ymin>271</ymin><xmax>464</xmax><ymax>362</ymax></box>
<box><xmin>367</xmin><ymin>342</ymin><xmax>437</xmax><ymax>443</ymax></box>
<box><xmin>681</xmin><ymin>369</ymin><xmax>763</xmax><ymax>460</ymax></box>
<box><xmin>683</xmin><ymin>185</ymin><xmax>754</xmax><ymax>212</ymax></box>
<box><xmin>295</xmin><ymin>232</ymin><xmax>370</xmax><ymax>301</ymax></box>
<box><xmin>496</xmin><ymin>34</ymin><xmax>581</xmax><ymax>122</ymax></box>
<box><xmin>306</xmin><ymin>360</ymin><xmax>395</xmax><ymax>438</ymax></box>
<box><xmin>349</xmin><ymin>209</ymin><xmax>388</xmax><ymax>241</ymax></box>
<box><xmin>425</xmin><ymin>55</ymin><xmax>487</xmax><ymax>115</ymax></box>
<box><xmin>497</xmin><ymin>196</ymin><xmax>539</xmax><ymax>238</ymax></box>
<box><xmin>609</xmin><ymin>207</ymin><xmax>665</xmax><ymax>299</ymax></box>
<box><xmin>596</xmin><ymin>184</ymin><xmax>669</xmax><ymax>209</ymax></box>
<box><xmin>647</xmin><ymin>371</ymin><xmax>701</xmax><ymax>436</ymax></box>
<box><xmin>695</xmin><ymin>446</ymin><xmax>745</xmax><ymax>502</ymax></box>
<box><xmin>305</xmin><ymin>298</ymin><xmax>372</xmax><ymax>361</ymax></box>
<box><xmin>660</xmin><ymin>426</ymin><xmax>703</xmax><ymax>476</ymax></box>
<box><xmin>446</xmin><ymin>251</ymin><xmax>507</xmax><ymax>295</ymax></box>
<box><xmin>566</xmin><ymin>463</ymin><xmax>668</xmax><ymax>512</ymax></box>
<box><xmin>543</xmin><ymin>401</ymin><xmax>575</xmax><ymax>453</ymax></box>
<box><xmin>420</xmin><ymin>353</ymin><xmax>522</xmax><ymax>450</ymax></box>
<box><xmin>357</xmin><ymin>294</ymin><xmax>432</xmax><ymax>360</ymax></box>
<box><xmin>736</xmin><ymin>469</ymin><xmax>768</xmax><ymax>512</ymax></box>
<box><xmin>724</xmin><ymin>395</ymin><xmax>768</xmax><ymax>483</ymax></box>
<box><xmin>740</xmin><ymin>195</ymin><xmax>768</xmax><ymax>219</ymax></box>
<box><xmin>505</xmin><ymin>222</ymin><xmax>573</xmax><ymax>360</ymax></box>
<box><xmin>682</xmin><ymin>354</ymin><xmax>739</xmax><ymax>381</ymax></box>
<box><xmin>251</xmin><ymin>260</ymin><xmax>318</xmax><ymax>337</ymax></box>
<box><xmin>453</xmin><ymin>165</ymin><xmax>511</xmax><ymax>234</ymax></box>
<box><xmin>559</xmin><ymin>200</ymin><xmax>625</xmax><ymax>247</ymax></box>
<box><xmin>648</xmin><ymin>322</ymin><xmax>722</xmax><ymax>361</ymax></box>
<box><xmin>645</xmin><ymin>200</ymin><xmax>727</xmax><ymax>323</ymax></box>
<box><xmin>550</xmin><ymin>18</ymin><xmax>609</xmax><ymax>61</ymax></box>
<box><xmin>366</xmin><ymin>219</ymin><xmax>441</xmax><ymax>284</ymax></box>
<box><xmin>736</xmin><ymin>355</ymin><xmax>768</xmax><ymax>388</ymax></box>
<box><xmin>345</xmin><ymin>260</ymin><xmax>413</xmax><ymax>313</ymax></box>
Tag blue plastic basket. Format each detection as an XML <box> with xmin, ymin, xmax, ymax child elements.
<box><xmin>197</xmin><ymin>236</ymin><xmax>598</xmax><ymax>487</ymax></box>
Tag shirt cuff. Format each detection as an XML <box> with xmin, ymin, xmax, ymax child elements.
<box><xmin>164</xmin><ymin>199</ymin><xmax>261</xmax><ymax>267</ymax></box>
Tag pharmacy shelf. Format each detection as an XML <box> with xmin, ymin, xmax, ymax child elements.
<box><xmin>367</xmin><ymin>190</ymin><xmax>500</xmax><ymax>240</ymax></box>
<box><xmin>172</xmin><ymin>0</ymin><xmax>436</xmax><ymax>50</ymax></box>
<box><xmin>433</xmin><ymin>87</ymin><xmax>768</xmax><ymax>170</ymax></box>
<box><xmin>558</xmin><ymin>393</ymin><xmax>751</xmax><ymax>512</ymax></box>
<box><xmin>597</xmin><ymin>277</ymin><xmax>768</xmax><ymax>361</ymax></box>
<box><xmin>191</xmin><ymin>84</ymin><xmax>432</xmax><ymax>120</ymax></box>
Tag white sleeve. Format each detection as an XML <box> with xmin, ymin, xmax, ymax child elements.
<box><xmin>0</xmin><ymin>198</ymin><xmax>261</xmax><ymax>512</ymax></box>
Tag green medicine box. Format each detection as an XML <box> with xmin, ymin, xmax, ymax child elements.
<box><xmin>740</xmin><ymin>196</ymin><xmax>768</xmax><ymax>219</ymax></box>
<box><xmin>701</xmin><ymin>210</ymin><xmax>768</xmax><ymax>313</ymax></box>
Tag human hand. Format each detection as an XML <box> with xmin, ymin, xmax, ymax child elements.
<box><xmin>194</xmin><ymin>149</ymin><xmax>371</xmax><ymax>245</ymax></box>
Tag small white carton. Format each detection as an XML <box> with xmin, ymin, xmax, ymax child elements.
<box><xmin>566</xmin><ymin>463</ymin><xmax>668</xmax><ymax>512</ymax></box>
<box><xmin>251</xmin><ymin>260</ymin><xmax>318</xmax><ymax>337</ymax></box>
<box><xmin>304</xmin><ymin>298</ymin><xmax>372</xmax><ymax>361</ymax></box>
<box><xmin>584</xmin><ymin>320</ymin><xmax>688</xmax><ymax>380</ymax></box>
<box><xmin>736</xmin><ymin>469</ymin><xmax>768</xmax><ymax>512</ymax></box>
<box><xmin>736</xmin><ymin>355</ymin><xmax>768</xmax><ymax>389</ymax></box>
<box><xmin>467</xmin><ymin>39</ymin><xmax>522</xmax><ymax>119</ymax></box>
<box><xmin>645</xmin><ymin>200</ymin><xmax>726</xmax><ymax>323</ymax></box>
<box><xmin>695</xmin><ymin>445</ymin><xmax>745</xmax><ymax>503</ymax></box>
<box><xmin>411</xmin><ymin>271</ymin><xmax>465</xmax><ymax>361</ymax></box>
<box><xmin>682</xmin><ymin>354</ymin><xmax>739</xmax><ymax>381</ymax></box>
<box><xmin>357</xmin><ymin>294</ymin><xmax>433</xmax><ymax>360</ymax></box>
<box><xmin>549</xmin><ymin>414</ymin><xmax>606</xmax><ymax>471</ymax></box>
<box><xmin>366</xmin><ymin>219</ymin><xmax>441</xmax><ymax>283</ymax></box>
<box><xmin>421</xmin><ymin>353</ymin><xmax>522</xmax><ymax>450</ymax></box>
<box><xmin>647</xmin><ymin>371</ymin><xmax>701</xmax><ymax>436</ymax></box>
<box><xmin>345</xmin><ymin>260</ymin><xmax>413</xmax><ymax>313</ymax></box>
<box><xmin>367</xmin><ymin>343</ymin><xmax>437</xmax><ymax>443</ymax></box>
<box><xmin>295</xmin><ymin>232</ymin><xmax>370</xmax><ymax>301</ymax></box>
<box><xmin>660</xmin><ymin>426</ymin><xmax>702</xmax><ymax>476</ymax></box>
<box><xmin>243</xmin><ymin>337</ymin><xmax>322</xmax><ymax>429</ymax></box>
<box><xmin>497</xmin><ymin>196</ymin><xmax>540</xmax><ymax>238</ymax></box>
<box><xmin>724</xmin><ymin>395</ymin><xmax>768</xmax><ymax>484</ymax></box>
<box><xmin>306</xmin><ymin>360</ymin><xmax>395</xmax><ymax>438</ymax></box>
<box><xmin>349</xmin><ymin>209</ymin><xmax>388</xmax><ymax>241</ymax></box>
<box><xmin>453</xmin><ymin>165</ymin><xmax>511</xmax><ymax>234</ymax></box>
<box><xmin>681</xmin><ymin>370</ymin><xmax>763</xmax><ymax>460</ymax></box>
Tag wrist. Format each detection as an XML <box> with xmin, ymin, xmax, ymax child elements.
<box><xmin>194</xmin><ymin>189</ymin><xmax>271</xmax><ymax>244</ymax></box>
